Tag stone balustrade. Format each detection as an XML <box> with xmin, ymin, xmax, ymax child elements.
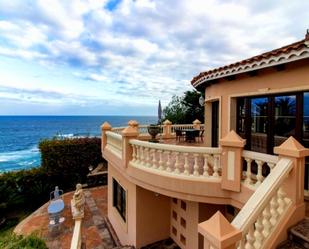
<box><xmin>129</xmin><ymin>139</ymin><xmax>222</xmax><ymax>178</ymax></box>
<box><xmin>232</xmin><ymin>158</ymin><xmax>293</xmax><ymax>249</ymax></box>
<box><xmin>105</xmin><ymin>131</ymin><xmax>122</xmax><ymax>159</ymax></box>
<box><xmin>242</xmin><ymin>150</ymin><xmax>279</xmax><ymax>189</ymax></box>
<box><xmin>199</xmin><ymin>137</ymin><xmax>309</xmax><ymax>249</ymax></box>
<box><xmin>111</xmin><ymin>127</ymin><xmax>126</xmax><ymax>134</ymax></box>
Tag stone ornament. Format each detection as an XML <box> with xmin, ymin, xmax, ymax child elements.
<box><xmin>71</xmin><ymin>183</ymin><xmax>85</xmax><ymax>219</ymax></box>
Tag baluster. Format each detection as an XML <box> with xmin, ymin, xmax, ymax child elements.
<box><xmin>144</xmin><ymin>148</ymin><xmax>150</xmax><ymax>167</ymax></box>
<box><xmin>158</xmin><ymin>150</ymin><xmax>164</xmax><ymax>170</ymax></box>
<box><xmin>166</xmin><ymin>151</ymin><xmax>172</xmax><ymax>172</ymax></box>
<box><xmin>270</xmin><ymin>194</ymin><xmax>279</xmax><ymax>226</ymax></box>
<box><xmin>132</xmin><ymin>145</ymin><xmax>137</xmax><ymax>162</ymax></box>
<box><xmin>183</xmin><ymin>153</ymin><xmax>189</xmax><ymax>175</ymax></box>
<box><xmin>238</xmin><ymin>238</ymin><xmax>245</xmax><ymax>249</ymax></box>
<box><xmin>213</xmin><ymin>155</ymin><xmax>220</xmax><ymax>177</ymax></box>
<box><xmin>255</xmin><ymin>160</ymin><xmax>264</xmax><ymax>186</ymax></box>
<box><xmin>253</xmin><ymin>216</ymin><xmax>264</xmax><ymax>248</ymax></box>
<box><xmin>277</xmin><ymin>188</ymin><xmax>287</xmax><ymax>214</ymax></box>
<box><xmin>262</xmin><ymin>204</ymin><xmax>272</xmax><ymax>238</ymax></box>
<box><xmin>245</xmin><ymin>225</ymin><xmax>255</xmax><ymax>249</ymax></box>
<box><xmin>268</xmin><ymin>162</ymin><xmax>275</xmax><ymax>172</ymax></box>
<box><xmin>140</xmin><ymin>146</ymin><xmax>144</xmax><ymax>165</ymax></box>
<box><xmin>174</xmin><ymin>152</ymin><xmax>180</xmax><ymax>174</ymax></box>
<box><xmin>203</xmin><ymin>154</ymin><xmax>209</xmax><ymax>177</ymax></box>
<box><xmin>151</xmin><ymin>149</ymin><xmax>157</xmax><ymax>168</ymax></box>
<box><xmin>193</xmin><ymin>153</ymin><xmax>199</xmax><ymax>176</ymax></box>
<box><xmin>135</xmin><ymin>145</ymin><xmax>140</xmax><ymax>163</ymax></box>
<box><xmin>244</xmin><ymin>158</ymin><xmax>252</xmax><ymax>185</ymax></box>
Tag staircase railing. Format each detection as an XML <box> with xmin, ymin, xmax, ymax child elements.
<box><xmin>242</xmin><ymin>150</ymin><xmax>279</xmax><ymax>189</ymax></box>
<box><xmin>232</xmin><ymin>157</ymin><xmax>293</xmax><ymax>249</ymax></box>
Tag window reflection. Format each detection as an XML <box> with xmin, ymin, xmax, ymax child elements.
<box><xmin>274</xmin><ymin>95</ymin><xmax>296</xmax><ymax>146</ymax></box>
<box><xmin>251</xmin><ymin>97</ymin><xmax>268</xmax><ymax>153</ymax></box>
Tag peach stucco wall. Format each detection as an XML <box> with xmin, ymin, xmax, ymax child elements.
<box><xmin>135</xmin><ymin>186</ymin><xmax>170</xmax><ymax>248</ymax></box>
<box><xmin>204</xmin><ymin>59</ymin><xmax>309</xmax><ymax>145</ymax></box>
<box><xmin>108</xmin><ymin>162</ymin><xmax>137</xmax><ymax>246</ymax></box>
<box><xmin>108</xmin><ymin>162</ymin><xmax>171</xmax><ymax>248</ymax></box>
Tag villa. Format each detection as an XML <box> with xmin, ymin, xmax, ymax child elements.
<box><xmin>101</xmin><ymin>31</ymin><xmax>309</xmax><ymax>249</ymax></box>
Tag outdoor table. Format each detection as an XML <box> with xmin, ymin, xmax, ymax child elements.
<box><xmin>47</xmin><ymin>199</ymin><xmax>65</xmax><ymax>225</ymax></box>
<box><xmin>182</xmin><ymin>129</ymin><xmax>199</xmax><ymax>142</ymax></box>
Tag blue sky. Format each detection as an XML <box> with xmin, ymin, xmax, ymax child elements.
<box><xmin>0</xmin><ymin>0</ymin><xmax>308</xmax><ymax>115</ymax></box>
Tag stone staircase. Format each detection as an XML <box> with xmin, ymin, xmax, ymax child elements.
<box><xmin>277</xmin><ymin>218</ymin><xmax>309</xmax><ymax>249</ymax></box>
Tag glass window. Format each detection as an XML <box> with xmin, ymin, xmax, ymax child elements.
<box><xmin>304</xmin><ymin>92</ymin><xmax>309</xmax><ymax>191</ymax></box>
<box><xmin>113</xmin><ymin>178</ymin><xmax>126</xmax><ymax>222</ymax></box>
<box><xmin>251</xmin><ymin>97</ymin><xmax>268</xmax><ymax>153</ymax></box>
<box><xmin>274</xmin><ymin>95</ymin><xmax>296</xmax><ymax>147</ymax></box>
<box><xmin>304</xmin><ymin>92</ymin><xmax>309</xmax><ymax>146</ymax></box>
<box><xmin>237</xmin><ymin>98</ymin><xmax>246</xmax><ymax>136</ymax></box>
<box><xmin>251</xmin><ymin>98</ymin><xmax>268</xmax><ymax>133</ymax></box>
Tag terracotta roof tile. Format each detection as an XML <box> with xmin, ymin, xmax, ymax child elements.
<box><xmin>192</xmin><ymin>35</ymin><xmax>309</xmax><ymax>87</ymax></box>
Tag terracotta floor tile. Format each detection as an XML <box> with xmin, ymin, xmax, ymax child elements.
<box><xmin>14</xmin><ymin>186</ymin><xmax>109</xmax><ymax>249</ymax></box>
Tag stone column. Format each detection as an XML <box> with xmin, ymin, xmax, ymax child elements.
<box><xmin>163</xmin><ymin>119</ymin><xmax>172</xmax><ymax>138</ymax></box>
<box><xmin>193</xmin><ymin>119</ymin><xmax>202</xmax><ymax>130</ymax></box>
<box><xmin>220</xmin><ymin>130</ymin><xmax>246</xmax><ymax>192</ymax></box>
<box><xmin>122</xmin><ymin>120</ymin><xmax>139</xmax><ymax>168</ymax></box>
<box><xmin>101</xmin><ymin>122</ymin><xmax>112</xmax><ymax>154</ymax></box>
<box><xmin>274</xmin><ymin>137</ymin><xmax>309</xmax><ymax>206</ymax></box>
<box><xmin>198</xmin><ymin>211</ymin><xmax>242</xmax><ymax>249</ymax></box>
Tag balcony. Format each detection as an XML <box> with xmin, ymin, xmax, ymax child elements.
<box><xmin>101</xmin><ymin>120</ymin><xmax>309</xmax><ymax>249</ymax></box>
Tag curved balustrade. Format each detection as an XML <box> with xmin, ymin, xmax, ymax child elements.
<box><xmin>232</xmin><ymin>158</ymin><xmax>293</xmax><ymax>249</ymax></box>
<box><xmin>129</xmin><ymin>139</ymin><xmax>221</xmax><ymax>178</ymax></box>
<box><xmin>111</xmin><ymin>127</ymin><xmax>126</xmax><ymax>134</ymax></box>
<box><xmin>106</xmin><ymin>131</ymin><xmax>122</xmax><ymax>159</ymax></box>
<box><xmin>242</xmin><ymin>150</ymin><xmax>279</xmax><ymax>189</ymax></box>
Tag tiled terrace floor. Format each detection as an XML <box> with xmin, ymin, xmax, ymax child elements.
<box><xmin>14</xmin><ymin>186</ymin><xmax>116</xmax><ymax>249</ymax></box>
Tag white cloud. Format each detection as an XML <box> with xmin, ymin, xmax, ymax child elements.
<box><xmin>0</xmin><ymin>0</ymin><xmax>308</xmax><ymax>114</ymax></box>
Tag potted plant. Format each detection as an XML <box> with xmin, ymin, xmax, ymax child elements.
<box><xmin>147</xmin><ymin>124</ymin><xmax>161</xmax><ymax>143</ymax></box>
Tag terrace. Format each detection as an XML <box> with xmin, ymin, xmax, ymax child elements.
<box><xmin>102</xmin><ymin>119</ymin><xmax>309</xmax><ymax>249</ymax></box>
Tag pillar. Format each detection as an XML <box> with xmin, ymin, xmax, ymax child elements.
<box><xmin>163</xmin><ymin>119</ymin><xmax>172</xmax><ymax>138</ymax></box>
<box><xmin>122</xmin><ymin>120</ymin><xmax>139</xmax><ymax>168</ymax></box>
<box><xmin>274</xmin><ymin>136</ymin><xmax>309</xmax><ymax>206</ymax></box>
<box><xmin>101</xmin><ymin>122</ymin><xmax>112</xmax><ymax>154</ymax></box>
<box><xmin>198</xmin><ymin>211</ymin><xmax>242</xmax><ymax>249</ymax></box>
<box><xmin>193</xmin><ymin>119</ymin><xmax>202</xmax><ymax>130</ymax></box>
<box><xmin>220</xmin><ymin>130</ymin><xmax>246</xmax><ymax>192</ymax></box>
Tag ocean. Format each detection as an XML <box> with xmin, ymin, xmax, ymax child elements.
<box><xmin>0</xmin><ymin>116</ymin><xmax>157</xmax><ymax>172</ymax></box>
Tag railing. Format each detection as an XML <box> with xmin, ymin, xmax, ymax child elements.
<box><xmin>232</xmin><ymin>158</ymin><xmax>293</xmax><ymax>249</ymax></box>
<box><xmin>129</xmin><ymin>139</ymin><xmax>222</xmax><ymax>178</ymax></box>
<box><xmin>171</xmin><ymin>124</ymin><xmax>199</xmax><ymax>133</ymax></box>
<box><xmin>242</xmin><ymin>150</ymin><xmax>279</xmax><ymax>189</ymax></box>
<box><xmin>70</xmin><ymin>219</ymin><xmax>82</xmax><ymax>249</ymax></box>
<box><xmin>106</xmin><ymin>131</ymin><xmax>122</xmax><ymax>159</ymax></box>
<box><xmin>138</xmin><ymin>125</ymin><xmax>149</xmax><ymax>134</ymax></box>
<box><xmin>111</xmin><ymin>127</ymin><xmax>126</xmax><ymax>134</ymax></box>
<box><xmin>110</xmin><ymin>123</ymin><xmax>205</xmax><ymax>136</ymax></box>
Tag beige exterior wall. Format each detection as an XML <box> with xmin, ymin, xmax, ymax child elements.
<box><xmin>108</xmin><ymin>162</ymin><xmax>137</xmax><ymax>246</ymax></box>
<box><xmin>170</xmin><ymin>198</ymin><xmax>199</xmax><ymax>249</ymax></box>
<box><xmin>204</xmin><ymin>59</ymin><xmax>309</xmax><ymax>143</ymax></box>
<box><xmin>108</xmin><ymin>162</ymin><xmax>171</xmax><ymax>248</ymax></box>
<box><xmin>136</xmin><ymin>186</ymin><xmax>170</xmax><ymax>248</ymax></box>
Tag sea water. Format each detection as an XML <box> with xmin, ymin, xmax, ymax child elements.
<box><xmin>0</xmin><ymin>116</ymin><xmax>157</xmax><ymax>172</ymax></box>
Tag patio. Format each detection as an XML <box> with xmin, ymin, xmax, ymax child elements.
<box><xmin>14</xmin><ymin>186</ymin><xmax>117</xmax><ymax>249</ymax></box>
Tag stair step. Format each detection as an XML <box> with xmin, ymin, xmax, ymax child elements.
<box><xmin>289</xmin><ymin>218</ymin><xmax>309</xmax><ymax>249</ymax></box>
<box><xmin>277</xmin><ymin>240</ymin><xmax>305</xmax><ymax>249</ymax></box>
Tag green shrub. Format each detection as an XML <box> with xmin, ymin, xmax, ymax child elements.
<box><xmin>0</xmin><ymin>137</ymin><xmax>105</xmax><ymax>219</ymax></box>
<box><xmin>0</xmin><ymin>233</ymin><xmax>47</xmax><ymax>249</ymax></box>
<box><xmin>39</xmin><ymin>137</ymin><xmax>103</xmax><ymax>184</ymax></box>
